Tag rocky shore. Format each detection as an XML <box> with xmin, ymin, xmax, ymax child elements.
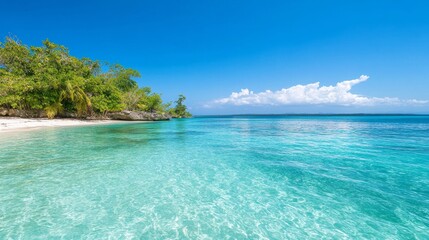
<box><xmin>0</xmin><ymin>109</ymin><xmax>171</xmax><ymax>121</ymax></box>
<box><xmin>107</xmin><ymin>111</ymin><xmax>171</xmax><ymax>121</ymax></box>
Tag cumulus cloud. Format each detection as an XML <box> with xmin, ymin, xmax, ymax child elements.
<box><xmin>210</xmin><ymin>75</ymin><xmax>428</xmax><ymax>107</ymax></box>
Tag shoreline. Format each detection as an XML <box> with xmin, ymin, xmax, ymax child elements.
<box><xmin>0</xmin><ymin>117</ymin><xmax>141</xmax><ymax>132</ymax></box>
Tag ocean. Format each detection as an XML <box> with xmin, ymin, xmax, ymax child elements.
<box><xmin>1</xmin><ymin>115</ymin><xmax>428</xmax><ymax>238</ymax></box>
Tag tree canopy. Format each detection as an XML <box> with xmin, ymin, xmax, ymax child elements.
<box><xmin>0</xmin><ymin>37</ymin><xmax>191</xmax><ymax>118</ymax></box>
<box><xmin>169</xmin><ymin>94</ymin><xmax>192</xmax><ymax>118</ymax></box>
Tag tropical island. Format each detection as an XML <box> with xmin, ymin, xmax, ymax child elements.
<box><xmin>0</xmin><ymin>37</ymin><xmax>191</xmax><ymax>122</ymax></box>
<box><xmin>1</xmin><ymin>1</ymin><xmax>429</xmax><ymax>238</ymax></box>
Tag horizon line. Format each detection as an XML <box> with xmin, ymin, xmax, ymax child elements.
<box><xmin>194</xmin><ymin>113</ymin><xmax>429</xmax><ymax>117</ymax></box>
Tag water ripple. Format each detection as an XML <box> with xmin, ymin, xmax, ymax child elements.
<box><xmin>0</xmin><ymin>116</ymin><xmax>428</xmax><ymax>238</ymax></box>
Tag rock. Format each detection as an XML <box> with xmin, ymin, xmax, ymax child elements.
<box><xmin>0</xmin><ymin>108</ymin><xmax>171</xmax><ymax>121</ymax></box>
<box><xmin>0</xmin><ymin>108</ymin><xmax>47</xmax><ymax>118</ymax></box>
<box><xmin>0</xmin><ymin>109</ymin><xmax>8</xmax><ymax>116</ymax></box>
<box><xmin>107</xmin><ymin>111</ymin><xmax>171</xmax><ymax>121</ymax></box>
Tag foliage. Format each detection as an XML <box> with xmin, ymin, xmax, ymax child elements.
<box><xmin>0</xmin><ymin>37</ymin><xmax>189</xmax><ymax>118</ymax></box>
<box><xmin>169</xmin><ymin>94</ymin><xmax>192</xmax><ymax>118</ymax></box>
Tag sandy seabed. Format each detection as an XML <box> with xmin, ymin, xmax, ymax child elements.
<box><xmin>0</xmin><ymin>117</ymin><xmax>128</xmax><ymax>132</ymax></box>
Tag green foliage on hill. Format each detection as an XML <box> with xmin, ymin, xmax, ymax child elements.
<box><xmin>0</xmin><ymin>37</ymin><xmax>191</xmax><ymax>118</ymax></box>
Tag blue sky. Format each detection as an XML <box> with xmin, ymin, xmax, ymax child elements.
<box><xmin>1</xmin><ymin>0</ymin><xmax>428</xmax><ymax>114</ymax></box>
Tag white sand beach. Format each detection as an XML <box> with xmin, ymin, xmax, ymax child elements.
<box><xmin>0</xmin><ymin>117</ymin><xmax>126</xmax><ymax>132</ymax></box>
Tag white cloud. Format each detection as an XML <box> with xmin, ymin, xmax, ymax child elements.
<box><xmin>209</xmin><ymin>75</ymin><xmax>428</xmax><ymax>107</ymax></box>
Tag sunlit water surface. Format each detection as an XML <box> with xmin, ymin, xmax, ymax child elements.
<box><xmin>0</xmin><ymin>116</ymin><xmax>428</xmax><ymax>239</ymax></box>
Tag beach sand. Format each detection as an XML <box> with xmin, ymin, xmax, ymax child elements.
<box><xmin>0</xmin><ymin>117</ymin><xmax>130</xmax><ymax>132</ymax></box>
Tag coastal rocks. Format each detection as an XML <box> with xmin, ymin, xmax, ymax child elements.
<box><xmin>107</xmin><ymin>110</ymin><xmax>171</xmax><ymax>121</ymax></box>
<box><xmin>0</xmin><ymin>108</ymin><xmax>47</xmax><ymax>118</ymax></box>
<box><xmin>0</xmin><ymin>108</ymin><xmax>171</xmax><ymax>121</ymax></box>
<box><xmin>0</xmin><ymin>108</ymin><xmax>82</xmax><ymax>119</ymax></box>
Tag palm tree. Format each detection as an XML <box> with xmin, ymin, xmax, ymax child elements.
<box><xmin>60</xmin><ymin>80</ymin><xmax>91</xmax><ymax>117</ymax></box>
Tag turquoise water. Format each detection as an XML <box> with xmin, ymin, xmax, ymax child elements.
<box><xmin>0</xmin><ymin>116</ymin><xmax>428</xmax><ymax>239</ymax></box>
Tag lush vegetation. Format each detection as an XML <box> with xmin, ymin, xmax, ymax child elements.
<box><xmin>0</xmin><ymin>37</ymin><xmax>191</xmax><ymax>118</ymax></box>
<box><xmin>169</xmin><ymin>94</ymin><xmax>192</xmax><ymax>118</ymax></box>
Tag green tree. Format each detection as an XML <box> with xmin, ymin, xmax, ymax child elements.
<box><xmin>142</xmin><ymin>92</ymin><xmax>164</xmax><ymax>113</ymax></box>
<box><xmin>0</xmin><ymin>36</ymin><xmax>180</xmax><ymax>118</ymax></box>
<box><xmin>122</xmin><ymin>87</ymin><xmax>147</xmax><ymax>111</ymax></box>
<box><xmin>170</xmin><ymin>94</ymin><xmax>191</xmax><ymax>118</ymax></box>
<box><xmin>104</xmin><ymin>64</ymin><xmax>140</xmax><ymax>92</ymax></box>
<box><xmin>84</xmin><ymin>77</ymin><xmax>124</xmax><ymax>115</ymax></box>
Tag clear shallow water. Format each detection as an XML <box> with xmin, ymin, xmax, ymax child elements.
<box><xmin>0</xmin><ymin>116</ymin><xmax>428</xmax><ymax>239</ymax></box>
